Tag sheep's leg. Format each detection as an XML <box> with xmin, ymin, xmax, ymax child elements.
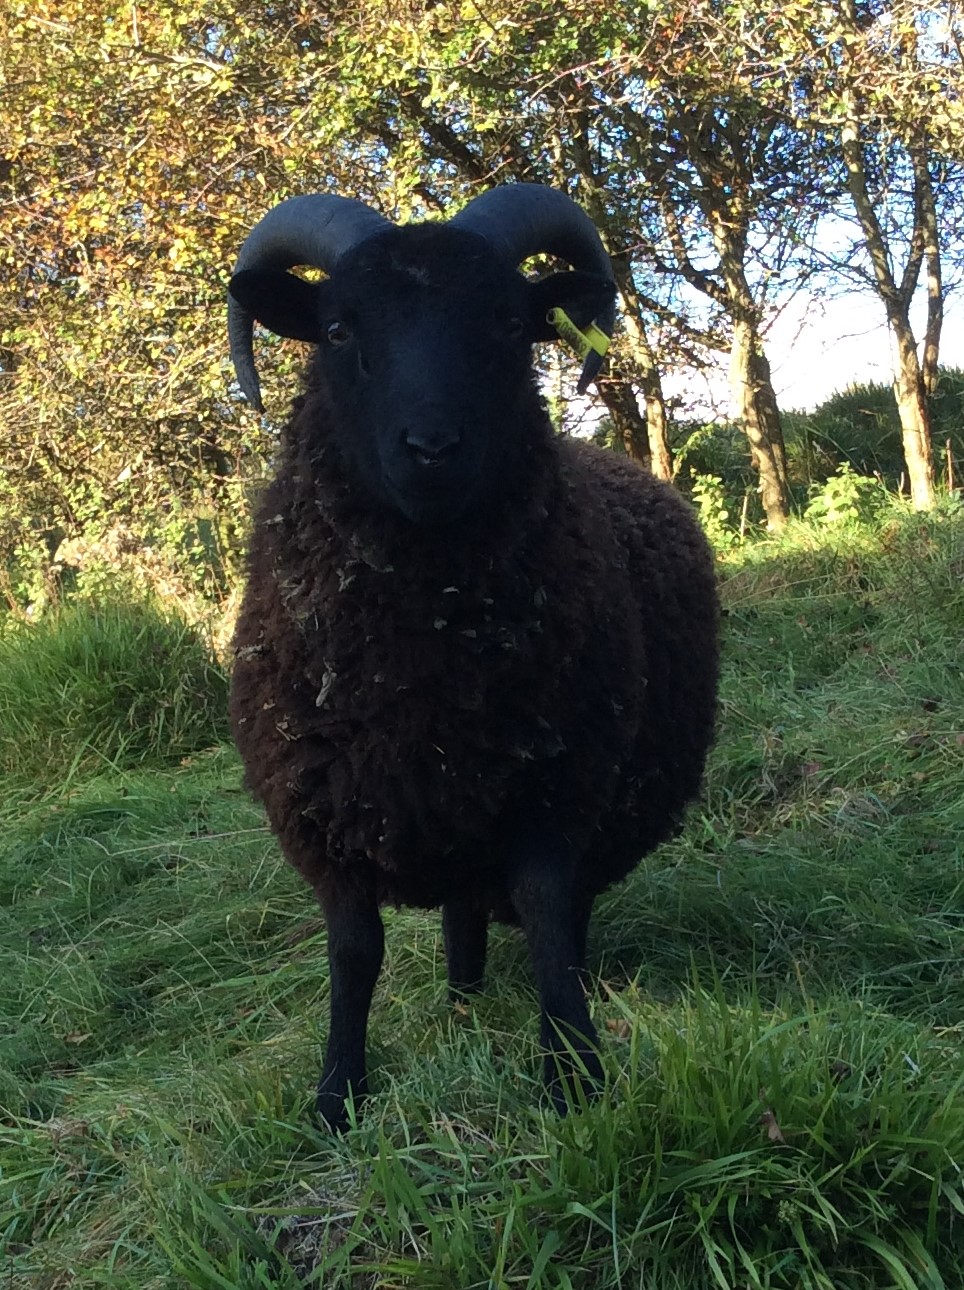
<box><xmin>573</xmin><ymin>890</ymin><xmax>594</xmax><ymax>979</ymax></box>
<box><xmin>314</xmin><ymin>874</ymin><xmax>384</xmax><ymax>1132</ymax></box>
<box><xmin>507</xmin><ymin>832</ymin><xmax>604</xmax><ymax>1113</ymax></box>
<box><xmin>443</xmin><ymin>896</ymin><xmax>488</xmax><ymax>1000</ymax></box>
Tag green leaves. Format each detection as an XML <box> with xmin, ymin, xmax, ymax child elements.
<box><xmin>2</xmin><ymin>0</ymin><xmax>961</xmax><ymax>605</ymax></box>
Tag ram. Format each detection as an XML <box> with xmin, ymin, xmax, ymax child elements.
<box><xmin>227</xmin><ymin>184</ymin><xmax>719</xmax><ymax>1130</ymax></box>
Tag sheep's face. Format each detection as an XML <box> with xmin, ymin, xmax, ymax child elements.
<box><xmin>230</xmin><ymin>225</ymin><xmax>613</xmax><ymax>525</ymax></box>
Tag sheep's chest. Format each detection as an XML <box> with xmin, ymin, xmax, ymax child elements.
<box><xmin>232</xmin><ymin>529</ymin><xmax>635</xmax><ymax>897</ymax></box>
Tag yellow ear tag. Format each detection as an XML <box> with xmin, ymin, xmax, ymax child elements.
<box><xmin>547</xmin><ymin>307</ymin><xmax>610</xmax><ymax>361</ymax></box>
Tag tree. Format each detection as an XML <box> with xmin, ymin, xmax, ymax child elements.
<box><xmin>314</xmin><ymin>1</ymin><xmax>843</xmax><ymax>526</ymax></box>
<box><xmin>314</xmin><ymin>2</ymin><xmax>682</xmax><ymax>476</ymax></box>
<box><xmin>4</xmin><ymin>0</ymin><xmax>962</xmax><ymax>609</ymax></box>
<box><xmin>615</xmin><ymin>3</ymin><xmax>843</xmax><ymax>527</ymax></box>
<box><xmin>0</xmin><ymin>0</ymin><xmax>370</xmax><ymax>603</ymax></box>
<box><xmin>750</xmin><ymin>0</ymin><xmax>964</xmax><ymax>509</ymax></box>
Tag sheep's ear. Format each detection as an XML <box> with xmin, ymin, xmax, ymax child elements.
<box><xmin>527</xmin><ymin>271</ymin><xmax>615</xmax><ymax>342</ymax></box>
<box><xmin>228</xmin><ymin>269</ymin><xmax>327</xmax><ymax>342</ymax></box>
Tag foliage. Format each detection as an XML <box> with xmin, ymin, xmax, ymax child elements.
<box><xmin>2</xmin><ymin>515</ymin><xmax>964</xmax><ymax>1285</ymax></box>
<box><xmin>739</xmin><ymin>0</ymin><xmax>964</xmax><ymax>509</ymax></box>
<box><xmin>673</xmin><ymin>420</ymin><xmax>759</xmax><ymax>490</ymax></box>
<box><xmin>690</xmin><ymin>472</ymin><xmax>741</xmax><ymax>550</ymax></box>
<box><xmin>669</xmin><ymin>368</ymin><xmax>964</xmax><ymax>534</ymax></box>
<box><xmin>0</xmin><ymin>0</ymin><xmax>319</xmax><ymax>611</ymax></box>
<box><xmin>803</xmin><ymin>463</ymin><xmax>889</xmax><ymax>526</ymax></box>
<box><xmin>5</xmin><ymin>1</ymin><xmax>961</xmax><ymax>603</ymax></box>
<box><xmin>0</xmin><ymin>596</ymin><xmax>228</xmax><ymax>783</ymax></box>
<box><xmin>783</xmin><ymin>368</ymin><xmax>964</xmax><ymax>487</ymax></box>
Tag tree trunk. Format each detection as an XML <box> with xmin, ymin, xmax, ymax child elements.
<box><xmin>916</xmin><ymin>152</ymin><xmax>943</xmax><ymax>397</ymax></box>
<box><xmin>890</xmin><ymin>316</ymin><xmax>936</xmax><ymax>509</ymax></box>
<box><xmin>597</xmin><ymin>376</ymin><xmax>651</xmax><ymax>469</ymax></box>
<box><xmin>730</xmin><ymin>317</ymin><xmax>790</xmax><ymax>530</ymax></box>
<box><xmin>706</xmin><ymin>198</ymin><xmax>790</xmax><ymax>529</ymax></box>
<box><xmin>640</xmin><ymin>365</ymin><xmax>673</xmax><ymax>480</ymax></box>
<box><xmin>613</xmin><ymin>267</ymin><xmax>673</xmax><ymax>479</ymax></box>
<box><xmin>835</xmin><ymin>16</ymin><xmax>938</xmax><ymax>509</ymax></box>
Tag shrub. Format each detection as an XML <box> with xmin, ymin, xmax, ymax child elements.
<box><xmin>803</xmin><ymin>463</ymin><xmax>890</xmax><ymax>527</ymax></box>
<box><xmin>690</xmin><ymin>472</ymin><xmax>741</xmax><ymax>549</ymax></box>
<box><xmin>786</xmin><ymin>367</ymin><xmax>964</xmax><ymax>489</ymax></box>
<box><xmin>672</xmin><ymin>420</ymin><xmax>757</xmax><ymax>492</ymax></box>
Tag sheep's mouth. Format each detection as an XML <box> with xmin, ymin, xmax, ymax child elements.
<box><xmin>412</xmin><ymin>449</ymin><xmax>446</xmax><ymax>469</ymax></box>
<box><xmin>383</xmin><ymin>471</ymin><xmax>471</xmax><ymax>525</ymax></box>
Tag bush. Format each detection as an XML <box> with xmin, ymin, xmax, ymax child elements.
<box><xmin>690</xmin><ymin>473</ymin><xmax>741</xmax><ymax>549</ymax></box>
<box><xmin>785</xmin><ymin>367</ymin><xmax>964</xmax><ymax>488</ymax></box>
<box><xmin>803</xmin><ymin>463</ymin><xmax>890</xmax><ymax>526</ymax></box>
<box><xmin>0</xmin><ymin>598</ymin><xmax>229</xmax><ymax>783</ymax></box>
<box><xmin>672</xmin><ymin>420</ymin><xmax>757</xmax><ymax>491</ymax></box>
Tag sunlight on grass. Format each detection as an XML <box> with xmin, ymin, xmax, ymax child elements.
<box><xmin>1</xmin><ymin>513</ymin><xmax>962</xmax><ymax>1287</ymax></box>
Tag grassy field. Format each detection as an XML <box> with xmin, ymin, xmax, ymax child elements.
<box><xmin>2</xmin><ymin>512</ymin><xmax>963</xmax><ymax>1288</ymax></box>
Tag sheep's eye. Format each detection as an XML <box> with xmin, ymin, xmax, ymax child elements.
<box><xmin>327</xmin><ymin>321</ymin><xmax>351</xmax><ymax>347</ymax></box>
<box><xmin>507</xmin><ymin>316</ymin><xmax>525</xmax><ymax>338</ymax></box>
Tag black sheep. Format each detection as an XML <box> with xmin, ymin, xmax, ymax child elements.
<box><xmin>227</xmin><ymin>185</ymin><xmax>719</xmax><ymax>1130</ymax></box>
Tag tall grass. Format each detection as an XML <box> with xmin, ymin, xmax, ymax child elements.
<box><xmin>0</xmin><ymin>597</ymin><xmax>228</xmax><ymax>784</ymax></box>
<box><xmin>1</xmin><ymin>513</ymin><xmax>962</xmax><ymax>1287</ymax></box>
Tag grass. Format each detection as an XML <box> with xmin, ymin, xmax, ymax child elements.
<box><xmin>1</xmin><ymin>512</ymin><xmax>963</xmax><ymax>1287</ymax></box>
<box><xmin>0</xmin><ymin>597</ymin><xmax>228</xmax><ymax>785</ymax></box>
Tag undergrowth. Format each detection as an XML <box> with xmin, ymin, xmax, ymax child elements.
<box><xmin>1</xmin><ymin>513</ymin><xmax>962</xmax><ymax>1288</ymax></box>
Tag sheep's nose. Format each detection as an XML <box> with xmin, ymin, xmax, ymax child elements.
<box><xmin>403</xmin><ymin>427</ymin><xmax>461</xmax><ymax>467</ymax></box>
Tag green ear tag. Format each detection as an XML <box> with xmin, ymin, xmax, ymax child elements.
<box><xmin>547</xmin><ymin>307</ymin><xmax>610</xmax><ymax>361</ymax></box>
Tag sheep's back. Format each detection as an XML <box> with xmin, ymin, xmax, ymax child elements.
<box><xmin>556</xmin><ymin>438</ymin><xmax>719</xmax><ymax>890</ymax></box>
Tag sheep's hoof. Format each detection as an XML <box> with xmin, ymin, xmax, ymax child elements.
<box><xmin>544</xmin><ymin>1049</ymin><xmax>605</xmax><ymax>1116</ymax></box>
<box><xmin>315</xmin><ymin>1089</ymin><xmax>351</xmax><ymax>1133</ymax></box>
<box><xmin>315</xmin><ymin>1082</ymin><xmax>366</xmax><ymax>1133</ymax></box>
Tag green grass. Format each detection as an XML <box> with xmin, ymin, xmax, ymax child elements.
<box><xmin>1</xmin><ymin>513</ymin><xmax>963</xmax><ymax>1287</ymax></box>
<box><xmin>0</xmin><ymin>596</ymin><xmax>229</xmax><ymax>785</ymax></box>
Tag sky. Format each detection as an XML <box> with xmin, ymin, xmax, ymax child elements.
<box><xmin>766</xmin><ymin>290</ymin><xmax>964</xmax><ymax>412</ymax></box>
<box><xmin>668</xmin><ymin>286</ymin><xmax>964</xmax><ymax>419</ymax></box>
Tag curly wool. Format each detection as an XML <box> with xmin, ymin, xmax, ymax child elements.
<box><xmin>230</xmin><ymin>374</ymin><xmax>718</xmax><ymax>911</ymax></box>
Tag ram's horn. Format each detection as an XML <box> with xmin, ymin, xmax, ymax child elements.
<box><xmin>450</xmin><ymin>183</ymin><xmax>616</xmax><ymax>392</ymax></box>
<box><xmin>228</xmin><ymin>194</ymin><xmax>391</xmax><ymax>410</ymax></box>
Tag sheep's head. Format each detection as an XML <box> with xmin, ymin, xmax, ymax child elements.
<box><xmin>228</xmin><ymin>185</ymin><xmax>616</xmax><ymax>525</ymax></box>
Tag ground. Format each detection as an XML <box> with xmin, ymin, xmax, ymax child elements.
<box><xmin>1</xmin><ymin>511</ymin><xmax>962</xmax><ymax>1288</ymax></box>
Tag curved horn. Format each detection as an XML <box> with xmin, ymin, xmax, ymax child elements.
<box><xmin>450</xmin><ymin>184</ymin><xmax>616</xmax><ymax>392</ymax></box>
<box><xmin>228</xmin><ymin>194</ymin><xmax>391</xmax><ymax>410</ymax></box>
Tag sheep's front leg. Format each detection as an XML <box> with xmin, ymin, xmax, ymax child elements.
<box><xmin>507</xmin><ymin>828</ymin><xmax>603</xmax><ymax>1113</ymax></box>
<box><xmin>573</xmin><ymin>890</ymin><xmax>594</xmax><ymax>981</ymax></box>
<box><xmin>442</xmin><ymin>895</ymin><xmax>488</xmax><ymax>1001</ymax></box>
<box><xmin>314</xmin><ymin>874</ymin><xmax>384</xmax><ymax>1132</ymax></box>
